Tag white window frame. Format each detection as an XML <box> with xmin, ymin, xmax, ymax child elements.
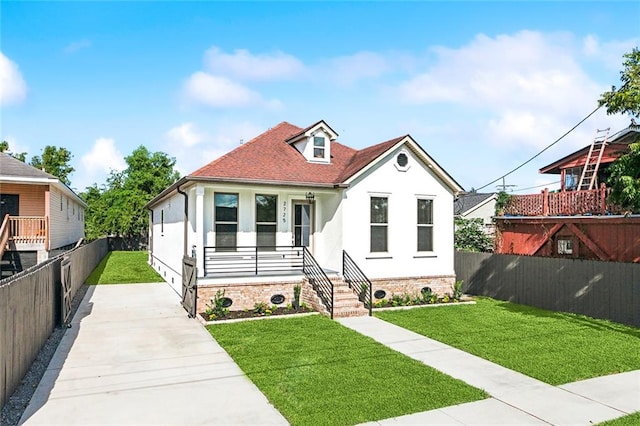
<box><xmin>417</xmin><ymin>198</ymin><xmax>434</xmax><ymax>252</ymax></box>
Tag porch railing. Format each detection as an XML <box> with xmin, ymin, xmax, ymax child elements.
<box><xmin>0</xmin><ymin>214</ymin><xmax>10</xmax><ymax>258</ymax></box>
<box><xmin>342</xmin><ymin>250</ymin><xmax>372</xmax><ymax>316</ymax></box>
<box><xmin>203</xmin><ymin>246</ymin><xmax>304</xmax><ymax>276</ymax></box>
<box><xmin>8</xmin><ymin>216</ymin><xmax>48</xmax><ymax>248</ymax></box>
<box><xmin>502</xmin><ymin>185</ymin><xmax>623</xmax><ymax>217</ymax></box>
<box><xmin>303</xmin><ymin>247</ymin><xmax>333</xmax><ymax>319</ymax></box>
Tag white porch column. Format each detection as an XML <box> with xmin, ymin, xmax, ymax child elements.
<box><xmin>195</xmin><ymin>186</ymin><xmax>205</xmax><ymax>277</ymax></box>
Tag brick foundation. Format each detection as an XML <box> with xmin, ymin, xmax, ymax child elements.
<box><xmin>197</xmin><ymin>280</ymin><xmax>305</xmax><ymax>313</ymax></box>
<box><xmin>369</xmin><ymin>275</ymin><xmax>456</xmax><ymax>301</ymax></box>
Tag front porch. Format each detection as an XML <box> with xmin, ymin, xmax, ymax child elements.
<box><xmin>0</xmin><ymin>215</ymin><xmax>48</xmax><ymax>255</ymax></box>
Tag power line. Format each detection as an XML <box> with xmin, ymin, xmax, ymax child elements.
<box><xmin>512</xmin><ymin>181</ymin><xmax>561</xmax><ymax>193</ymax></box>
<box><xmin>475</xmin><ymin>103</ymin><xmax>604</xmax><ymax>192</ymax></box>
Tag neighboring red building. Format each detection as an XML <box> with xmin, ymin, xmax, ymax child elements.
<box><xmin>495</xmin><ymin>124</ymin><xmax>640</xmax><ymax>262</ymax></box>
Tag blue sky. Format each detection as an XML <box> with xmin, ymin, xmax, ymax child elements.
<box><xmin>2</xmin><ymin>1</ymin><xmax>639</xmax><ymax>194</ymax></box>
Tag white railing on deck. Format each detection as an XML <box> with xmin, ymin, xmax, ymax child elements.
<box><xmin>8</xmin><ymin>216</ymin><xmax>48</xmax><ymax>249</ymax></box>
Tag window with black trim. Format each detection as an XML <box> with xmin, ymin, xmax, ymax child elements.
<box><xmin>313</xmin><ymin>136</ymin><xmax>325</xmax><ymax>159</ymax></box>
<box><xmin>370</xmin><ymin>197</ymin><xmax>388</xmax><ymax>252</ymax></box>
<box><xmin>256</xmin><ymin>194</ymin><xmax>277</xmax><ymax>250</ymax></box>
<box><xmin>417</xmin><ymin>199</ymin><xmax>433</xmax><ymax>251</ymax></box>
<box><xmin>215</xmin><ymin>193</ymin><xmax>238</xmax><ymax>250</ymax></box>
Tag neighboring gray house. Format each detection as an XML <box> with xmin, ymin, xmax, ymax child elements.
<box><xmin>454</xmin><ymin>192</ymin><xmax>497</xmax><ymax>233</ymax></box>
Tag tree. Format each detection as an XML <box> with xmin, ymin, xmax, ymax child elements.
<box><xmin>0</xmin><ymin>140</ymin><xmax>27</xmax><ymax>162</ymax></box>
<box><xmin>30</xmin><ymin>146</ymin><xmax>75</xmax><ymax>185</ymax></box>
<box><xmin>598</xmin><ymin>47</ymin><xmax>640</xmax><ymax>118</ymax></box>
<box><xmin>599</xmin><ymin>48</ymin><xmax>640</xmax><ymax>211</ymax></box>
<box><xmin>454</xmin><ymin>217</ymin><xmax>493</xmax><ymax>252</ymax></box>
<box><xmin>607</xmin><ymin>142</ymin><xmax>640</xmax><ymax>212</ymax></box>
<box><xmin>81</xmin><ymin>146</ymin><xmax>180</xmax><ymax>239</ymax></box>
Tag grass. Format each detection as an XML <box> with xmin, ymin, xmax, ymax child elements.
<box><xmin>598</xmin><ymin>412</ymin><xmax>640</xmax><ymax>425</ymax></box>
<box><xmin>86</xmin><ymin>251</ymin><xmax>163</xmax><ymax>284</ymax></box>
<box><xmin>207</xmin><ymin>315</ymin><xmax>487</xmax><ymax>426</ymax></box>
<box><xmin>376</xmin><ymin>298</ymin><xmax>640</xmax><ymax>385</ymax></box>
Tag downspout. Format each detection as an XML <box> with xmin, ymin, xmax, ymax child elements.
<box><xmin>177</xmin><ymin>184</ymin><xmax>189</xmax><ymax>257</ymax></box>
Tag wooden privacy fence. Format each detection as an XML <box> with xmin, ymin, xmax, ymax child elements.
<box><xmin>455</xmin><ymin>251</ymin><xmax>640</xmax><ymax>328</ymax></box>
<box><xmin>0</xmin><ymin>238</ymin><xmax>108</xmax><ymax>409</ymax></box>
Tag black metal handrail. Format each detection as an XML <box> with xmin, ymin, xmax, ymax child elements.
<box><xmin>342</xmin><ymin>250</ymin><xmax>373</xmax><ymax>316</ymax></box>
<box><xmin>203</xmin><ymin>246</ymin><xmax>303</xmax><ymax>276</ymax></box>
<box><xmin>302</xmin><ymin>247</ymin><xmax>334</xmax><ymax>319</ymax></box>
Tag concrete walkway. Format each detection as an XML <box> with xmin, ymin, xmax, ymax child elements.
<box><xmin>339</xmin><ymin>316</ymin><xmax>640</xmax><ymax>426</ymax></box>
<box><xmin>20</xmin><ymin>283</ymin><xmax>287</xmax><ymax>425</ymax></box>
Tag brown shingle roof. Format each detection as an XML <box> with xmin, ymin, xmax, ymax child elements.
<box><xmin>190</xmin><ymin>121</ymin><xmax>404</xmax><ymax>186</ymax></box>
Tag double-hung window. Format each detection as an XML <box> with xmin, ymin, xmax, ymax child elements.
<box><xmin>417</xmin><ymin>199</ymin><xmax>434</xmax><ymax>251</ymax></box>
<box><xmin>215</xmin><ymin>193</ymin><xmax>238</xmax><ymax>251</ymax></box>
<box><xmin>370</xmin><ymin>197</ymin><xmax>388</xmax><ymax>252</ymax></box>
<box><xmin>256</xmin><ymin>194</ymin><xmax>277</xmax><ymax>250</ymax></box>
<box><xmin>313</xmin><ymin>136</ymin><xmax>325</xmax><ymax>159</ymax></box>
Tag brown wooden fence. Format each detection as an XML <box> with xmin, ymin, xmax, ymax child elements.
<box><xmin>455</xmin><ymin>251</ymin><xmax>640</xmax><ymax>328</ymax></box>
<box><xmin>0</xmin><ymin>239</ymin><xmax>108</xmax><ymax>409</ymax></box>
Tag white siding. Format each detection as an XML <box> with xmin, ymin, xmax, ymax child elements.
<box><xmin>341</xmin><ymin>146</ymin><xmax>456</xmax><ymax>279</ymax></box>
<box><xmin>48</xmin><ymin>187</ymin><xmax>85</xmax><ymax>250</ymax></box>
<box><xmin>462</xmin><ymin>198</ymin><xmax>496</xmax><ymax>226</ymax></box>
<box><xmin>149</xmin><ymin>192</ymin><xmax>185</xmax><ymax>293</ymax></box>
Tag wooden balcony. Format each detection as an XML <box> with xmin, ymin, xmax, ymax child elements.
<box><xmin>4</xmin><ymin>216</ymin><xmax>48</xmax><ymax>250</ymax></box>
<box><xmin>501</xmin><ymin>185</ymin><xmax>623</xmax><ymax>217</ymax></box>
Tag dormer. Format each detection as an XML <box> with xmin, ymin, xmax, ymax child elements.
<box><xmin>286</xmin><ymin>120</ymin><xmax>338</xmax><ymax>164</ymax></box>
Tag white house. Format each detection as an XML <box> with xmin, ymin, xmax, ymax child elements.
<box><xmin>147</xmin><ymin>120</ymin><xmax>463</xmax><ymax>317</ymax></box>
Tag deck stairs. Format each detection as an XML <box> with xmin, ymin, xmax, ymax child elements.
<box><xmin>577</xmin><ymin>128</ymin><xmax>610</xmax><ymax>191</ymax></box>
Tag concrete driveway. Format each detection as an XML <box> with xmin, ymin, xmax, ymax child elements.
<box><xmin>20</xmin><ymin>283</ymin><xmax>287</xmax><ymax>425</ymax></box>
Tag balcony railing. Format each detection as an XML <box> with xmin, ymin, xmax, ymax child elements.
<box><xmin>8</xmin><ymin>216</ymin><xmax>48</xmax><ymax>248</ymax></box>
<box><xmin>502</xmin><ymin>185</ymin><xmax>623</xmax><ymax>217</ymax></box>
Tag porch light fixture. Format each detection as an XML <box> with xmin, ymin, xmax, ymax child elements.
<box><xmin>306</xmin><ymin>192</ymin><xmax>315</xmax><ymax>203</ymax></box>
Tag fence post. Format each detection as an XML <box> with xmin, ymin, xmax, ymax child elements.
<box><xmin>599</xmin><ymin>183</ymin><xmax>606</xmax><ymax>214</ymax></box>
<box><xmin>542</xmin><ymin>188</ymin><xmax>549</xmax><ymax>216</ymax></box>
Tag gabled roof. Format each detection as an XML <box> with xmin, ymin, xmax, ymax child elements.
<box><xmin>0</xmin><ymin>153</ymin><xmax>58</xmax><ymax>180</ymax></box>
<box><xmin>540</xmin><ymin>126</ymin><xmax>640</xmax><ymax>174</ymax></box>
<box><xmin>0</xmin><ymin>153</ymin><xmax>87</xmax><ymax>207</ymax></box>
<box><xmin>454</xmin><ymin>192</ymin><xmax>496</xmax><ymax>216</ymax></box>
<box><xmin>148</xmin><ymin>120</ymin><xmax>463</xmax><ymax>207</ymax></box>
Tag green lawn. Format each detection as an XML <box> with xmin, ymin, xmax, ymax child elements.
<box><xmin>598</xmin><ymin>412</ymin><xmax>640</xmax><ymax>425</ymax></box>
<box><xmin>207</xmin><ymin>315</ymin><xmax>487</xmax><ymax>426</ymax></box>
<box><xmin>86</xmin><ymin>251</ymin><xmax>163</xmax><ymax>284</ymax></box>
<box><xmin>376</xmin><ymin>298</ymin><xmax>640</xmax><ymax>385</ymax></box>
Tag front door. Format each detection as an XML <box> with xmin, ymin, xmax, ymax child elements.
<box><xmin>293</xmin><ymin>202</ymin><xmax>312</xmax><ymax>248</ymax></box>
<box><xmin>0</xmin><ymin>194</ymin><xmax>19</xmax><ymax>218</ymax></box>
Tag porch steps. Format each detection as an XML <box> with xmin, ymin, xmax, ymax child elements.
<box><xmin>332</xmin><ymin>278</ymin><xmax>369</xmax><ymax>318</ymax></box>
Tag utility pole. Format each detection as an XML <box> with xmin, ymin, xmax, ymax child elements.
<box><xmin>496</xmin><ymin>177</ymin><xmax>517</xmax><ymax>192</ymax></box>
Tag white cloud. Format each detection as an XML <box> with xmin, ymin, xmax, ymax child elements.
<box><xmin>0</xmin><ymin>52</ymin><xmax>27</xmax><ymax>106</ymax></box>
<box><xmin>182</xmin><ymin>71</ymin><xmax>281</xmax><ymax>108</ymax></box>
<box><xmin>64</xmin><ymin>39</ymin><xmax>92</xmax><ymax>54</ymax></box>
<box><xmin>204</xmin><ymin>46</ymin><xmax>305</xmax><ymax>81</ymax></box>
<box><xmin>166</xmin><ymin>121</ymin><xmax>264</xmax><ymax>176</ymax></box>
<box><xmin>77</xmin><ymin>138</ymin><xmax>126</xmax><ymax>189</ymax></box>
<box><xmin>166</xmin><ymin>122</ymin><xmax>206</xmax><ymax>147</ymax></box>
<box><xmin>396</xmin><ymin>31</ymin><xmax>611</xmax><ymax>149</ymax></box>
<box><xmin>581</xmin><ymin>34</ymin><xmax>638</xmax><ymax>70</ymax></box>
